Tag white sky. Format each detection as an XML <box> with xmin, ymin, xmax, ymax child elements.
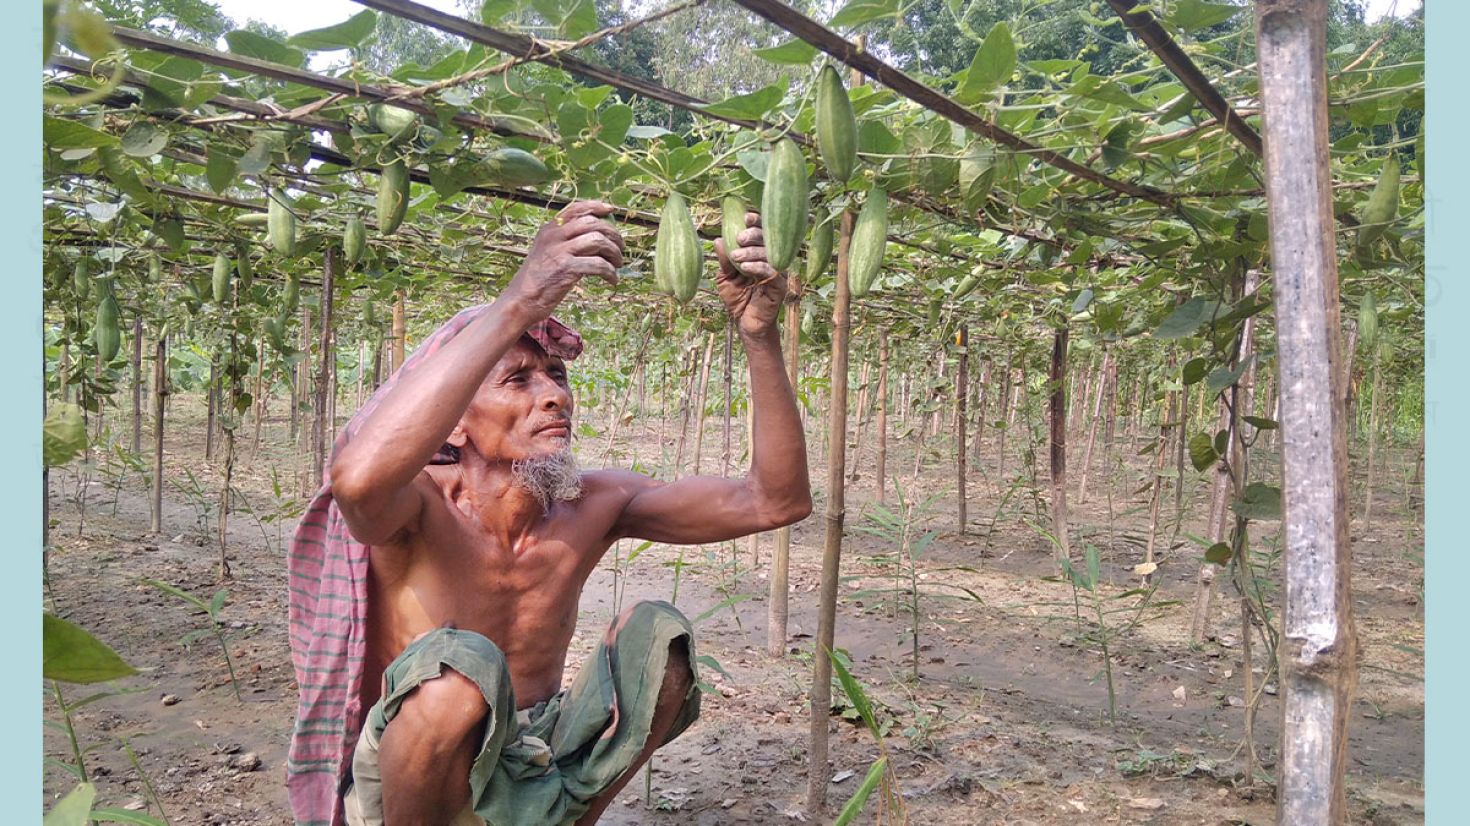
<box><xmin>207</xmin><ymin>0</ymin><xmax>1422</xmax><ymax>40</ymax></box>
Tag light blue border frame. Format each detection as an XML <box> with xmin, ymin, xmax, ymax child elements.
<box><xmin>1424</xmin><ymin>2</ymin><xmax>1455</xmax><ymax>822</ymax></box>
<box><xmin>15</xmin><ymin>0</ymin><xmax>43</xmax><ymax>814</ymax></box>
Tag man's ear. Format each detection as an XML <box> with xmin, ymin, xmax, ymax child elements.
<box><xmin>446</xmin><ymin>423</ymin><xmax>469</xmax><ymax>448</ymax></box>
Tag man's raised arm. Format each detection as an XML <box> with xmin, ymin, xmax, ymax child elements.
<box><xmin>611</xmin><ymin>213</ymin><xmax>812</xmax><ymax>544</ymax></box>
<box><xmin>331</xmin><ymin>201</ymin><xmax>623</xmax><ymax>545</ymax></box>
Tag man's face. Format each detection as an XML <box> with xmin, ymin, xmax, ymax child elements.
<box><xmin>458</xmin><ymin>338</ymin><xmax>575</xmax><ymax>462</ymax></box>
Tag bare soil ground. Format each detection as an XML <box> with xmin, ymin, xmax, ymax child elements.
<box><xmin>43</xmin><ymin>395</ymin><xmax>1424</xmax><ymax>825</ymax></box>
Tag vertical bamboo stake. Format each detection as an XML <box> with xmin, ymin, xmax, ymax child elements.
<box><xmin>131</xmin><ymin>313</ymin><xmax>143</xmax><ymax>453</ymax></box>
<box><xmin>722</xmin><ymin>320</ymin><xmax>734</xmax><ymax>477</ymax></box>
<box><xmin>1078</xmin><ymin>349</ymin><xmax>1110</xmax><ymax>504</ymax></box>
<box><xmin>150</xmin><ymin>335</ymin><xmax>167</xmax><ymax>534</ymax></box>
<box><xmin>690</xmin><ymin>332</ymin><xmax>716</xmax><ymax>476</ymax></box>
<box><xmin>1364</xmin><ymin>342</ymin><xmax>1384</xmax><ymax>526</ymax></box>
<box><xmin>956</xmin><ymin>326</ymin><xmax>969</xmax><ymax>532</ymax></box>
<box><xmin>1190</xmin><ymin>269</ymin><xmax>1260</xmax><ymax>642</ymax></box>
<box><xmin>252</xmin><ymin>345</ymin><xmax>265</xmax><ymax>455</ymax></box>
<box><xmin>875</xmin><ymin>336</ymin><xmax>889</xmax><ymax>503</ymax></box>
<box><xmin>357</xmin><ymin>339</ymin><xmax>367</xmax><ymax>409</ymax></box>
<box><xmin>1048</xmin><ymin>328</ymin><xmax>1072</xmax><ymax>566</ymax></box>
<box><xmin>768</xmin><ymin>275</ymin><xmax>802</xmax><ymax>657</ymax></box>
<box><xmin>809</xmin><ymin>194</ymin><xmax>859</xmax><ymax>816</ymax></box>
<box><xmin>218</xmin><ymin>295</ymin><xmax>238</xmax><ymax>582</ymax></box>
<box><xmin>996</xmin><ymin>356</ymin><xmax>1014</xmax><ymax>488</ymax></box>
<box><xmin>392</xmin><ymin>288</ymin><xmax>406</xmax><ymax>374</ymax></box>
<box><xmin>972</xmin><ymin>357</ymin><xmax>990</xmax><ymax>462</ymax></box>
<box><xmin>851</xmin><ymin>354</ymin><xmax>873</xmax><ymax>472</ymax></box>
<box><xmin>1256</xmin><ymin>1</ymin><xmax>1358</xmax><ymax>820</ymax></box>
<box><xmin>312</xmin><ymin>248</ymin><xmax>337</xmax><ymax>488</ymax></box>
<box><xmin>205</xmin><ymin>356</ymin><xmax>218</xmax><ymax>461</ymax></box>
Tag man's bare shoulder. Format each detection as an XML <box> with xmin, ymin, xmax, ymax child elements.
<box><xmin>577</xmin><ymin>468</ymin><xmax>661</xmax><ymax>506</ymax></box>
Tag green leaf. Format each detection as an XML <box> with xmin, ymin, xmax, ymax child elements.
<box><xmin>1233</xmin><ymin>483</ymin><xmax>1283</xmax><ymax>521</ymax></box>
<box><xmin>753</xmin><ymin>39</ymin><xmax>818</xmax><ymax>65</ymax></box>
<box><xmin>1243</xmin><ymin>415</ymin><xmax>1278</xmax><ymax>431</ymax></box>
<box><xmin>43</xmin><ymin>614</ymin><xmax>137</xmax><ymax>684</ymax></box>
<box><xmin>90</xmin><ymin>808</ymin><xmax>169</xmax><ymax>826</ymax></box>
<box><xmin>152</xmin><ymin>216</ymin><xmax>186</xmax><ymax>252</ymax></box>
<box><xmin>1205</xmin><ymin>360</ymin><xmax>1250</xmax><ymax>394</ymax></box>
<box><xmin>1181</xmin><ymin>357</ymin><xmax>1209</xmax><ymax>386</ymax></box>
<box><xmin>827</xmin><ymin>648</ymin><xmax>880</xmax><ymax>738</ymax></box>
<box><xmin>1167</xmin><ymin>0</ymin><xmax>1241</xmax><ymax>33</ymax></box>
<box><xmin>44</xmin><ymin>116</ymin><xmax>117</xmax><ymax>150</ymax></box>
<box><xmin>532</xmin><ymin>0</ymin><xmax>598</xmax><ymax>38</ymax></box>
<box><xmin>206</xmin><ymin>145</ymin><xmax>238</xmax><ymax>194</ymax></box>
<box><xmin>224</xmin><ymin>29</ymin><xmax>305</xmax><ymax>67</ymax></box>
<box><xmin>209</xmin><ymin>588</ymin><xmax>228</xmax><ymax>617</ymax></box>
<box><xmin>1071</xmin><ymin>288</ymin><xmax>1094</xmax><ymax>315</ymax></box>
<box><xmin>693</xmin><ymin>653</ymin><xmax>732</xmax><ymax>681</ymax></box>
<box><xmin>702</xmin><ymin>79</ymin><xmax>789</xmax><ymax>120</ymax></box>
<box><xmin>120</xmin><ymin>122</ymin><xmax>167</xmax><ymax>158</ymax></box>
<box><xmin>1188</xmin><ymin>432</ymin><xmax>1218</xmax><ymax>472</ymax></box>
<box><xmin>1067</xmin><ymin>75</ymin><xmax>1150</xmax><ymax>111</ymax></box>
<box><xmin>43</xmin><ymin>403</ymin><xmax>88</xmax><ymax>468</ymax></box>
<box><xmin>957</xmin><ymin>23</ymin><xmax>1015</xmax><ymax>103</ymax></box>
<box><xmin>481</xmin><ymin>0</ymin><xmax>520</xmax><ymax>24</ymax></box>
<box><xmin>598</xmin><ymin>103</ymin><xmax>634</xmax><ymax>146</ymax></box>
<box><xmin>829</xmin><ymin>0</ymin><xmax>899</xmax><ymax>29</ymax></box>
<box><xmin>858</xmin><ymin>120</ymin><xmax>900</xmax><ymax>156</ymax></box>
<box><xmin>44</xmin><ymin>782</ymin><xmax>96</xmax><ymax>826</ymax></box>
<box><xmin>288</xmin><ymin>10</ymin><xmax>378</xmax><ymax>51</ymax></box>
<box><xmin>1085</xmin><ymin>545</ymin><xmax>1101</xmax><ymax>593</ymax></box>
<box><xmin>141</xmin><ymin>578</ymin><xmax>209</xmax><ymax>612</ymax></box>
<box><xmin>1203</xmin><ymin>542</ymin><xmax>1233</xmax><ymax>565</ymax></box>
<box><xmin>133</xmin><ymin>54</ymin><xmax>203</xmax><ymax>107</ymax></box>
<box><xmin>833</xmin><ymin>757</ymin><xmax>887</xmax><ymax>826</ymax></box>
<box><xmin>1154</xmin><ymin>296</ymin><xmax>1225</xmax><ymax>339</ymax></box>
<box><xmin>691</xmin><ymin>594</ymin><xmax>753</xmax><ymax>625</ymax></box>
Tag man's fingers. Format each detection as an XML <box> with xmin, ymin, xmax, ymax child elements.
<box><xmin>744</xmin><ymin>211</ymin><xmax>762</xmax><ymax>228</ymax></box>
<box><xmin>729</xmin><ymin>245</ymin><xmax>768</xmax><ymax>265</ymax></box>
<box><xmin>738</xmin><ymin>261</ymin><xmax>783</xmax><ymax>283</ymax></box>
<box><xmin>567</xmin><ymin>232</ymin><xmax>624</xmax><ymax>268</ymax></box>
<box><xmin>736</xmin><ymin>226</ymin><xmax>764</xmax><ymax>248</ymax></box>
<box><xmin>556</xmin><ymin>200</ymin><xmax>616</xmax><ymax>226</ymax></box>
<box><xmin>568</xmin><ymin>255</ymin><xmax>619</xmax><ymax>286</ymax></box>
<box><xmin>560</xmin><ymin>214</ymin><xmax>624</xmax><ymax>251</ymax></box>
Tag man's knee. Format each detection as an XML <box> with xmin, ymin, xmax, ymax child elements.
<box><xmin>390</xmin><ymin>668</ymin><xmax>490</xmax><ymax>751</ymax></box>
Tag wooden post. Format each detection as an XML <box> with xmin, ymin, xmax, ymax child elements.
<box><xmin>809</xmin><ymin>193</ymin><xmax>859</xmax><ymax>815</ymax></box>
<box><xmin>204</xmin><ymin>355</ymin><xmax>218</xmax><ymax>461</ymax></box>
<box><xmin>690</xmin><ymin>333</ymin><xmax>716</xmax><ymax>476</ymax></box>
<box><xmin>150</xmin><ymin>335</ymin><xmax>167</xmax><ymax>534</ymax></box>
<box><xmin>956</xmin><ymin>326</ymin><xmax>969</xmax><ymax>532</ymax></box>
<box><xmin>768</xmin><ymin>275</ymin><xmax>802</xmax><ymax>657</ymax></box>
<box><xmin>875</xmin><ymin>335</ymin><xmax>888</xmax><ymax>502</ymax></box>
<box><xmin>1078</xmin><ymin>349</ymin><xmax>1110</xmax><ymax>504</ymax></box>
<box><xmin>1256</xmin><ymin>1</ymin><xmax>1358</xmax><ymax>821</ymax></box>
<box><xmin>1048</xmin><ymin>328</ymin><xmax>1072</xmax><ymax>566</ymax></box>
<box><xmin>1363</xmin><ymin>341</ymin><xmax>1384</xmax><ymax>526</ymax></box>
<box><xmin>392</xmin><ymin>288</ymin><xmax>406</xmax><ymax>373</ymax></box>
<box><xmin>312</xmin><ymin>249</ymin><xmax>337</xmax><ymax>488</ymax></box>
<box><xmin>131</xmin><ymin>313</ymin><xmax>143</xmax><ymax>454</ymax></box>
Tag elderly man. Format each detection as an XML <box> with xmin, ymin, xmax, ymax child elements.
<box><xmin>286</xmin><ymin>200</ymin><xmax>811</xmax><ymax>826</ymax></box>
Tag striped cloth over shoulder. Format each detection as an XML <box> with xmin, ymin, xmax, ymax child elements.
<box><xmin>285</xmin><ymin>307</ymin><xmax>581</xmax><ymax>826</ymax></box>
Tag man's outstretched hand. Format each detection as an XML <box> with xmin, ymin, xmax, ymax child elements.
<box><xmin>503</xmin><ymin>201</ymin><xmax>624</xmax><ymax>324</ymax></box>
<box><xmin>714</xmin><ymin>212</ymin><xmax>789</xmax><ymax>338</ymax></box>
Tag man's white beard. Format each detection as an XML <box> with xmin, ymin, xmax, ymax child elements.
<box><xmin>511</xmin><ymin>448</ymin><xmax>583</xmax><ymax>509</ymax></box>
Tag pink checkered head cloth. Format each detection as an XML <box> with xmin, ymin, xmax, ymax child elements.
<box><xmin>285</xmin><ymin>309</ymin><xmax>581</xmax><ymax>826</ymax></box>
